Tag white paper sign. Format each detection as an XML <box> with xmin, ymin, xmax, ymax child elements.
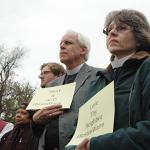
<box><xmin>66</xmin><ymin>81</ymin><xmax>114</xmax><ymax>147</ymax></box>
<box><xmin>26</xmin><ymin>82</ymin><xmax>76</xmax><ymax>110</ymax></box>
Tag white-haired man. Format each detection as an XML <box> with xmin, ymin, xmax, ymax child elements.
<box><xmin>32</xmin><ymin>30</ymin><xmax>108</xmax><ymax>150</ymax></box>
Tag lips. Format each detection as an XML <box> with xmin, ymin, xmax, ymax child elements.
<box><xmin>41</xmin><ymin>79</ymin><xmax>45</xmax><ymax>82</ymax></box>
<box><xmin>60</xmin><ymin>50</ymin><xmax>67</xmax><ymax>55</ymax></box>
<box><xmin>108</xmin><ymin>39</ymin><xmax>118</xmax><ymax>46</ymax></box>
<box><xmin>60</xmin><ymin>51</ymin><xmax>68</xmax><ymax>58</ymax></box>
<box><xmin>15</xmin><ymin>118</ymin><xmax>22</xmax><ymax>123</ymax></box>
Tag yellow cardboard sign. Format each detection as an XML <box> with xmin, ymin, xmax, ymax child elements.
<box><xmin>66</xmin><ymin>81</ymin><xmax>114</xmax><ymax>147</ymax></box>
<box><xmin>26</xmin><ymin>82</ymin><xmax>76</xmax><ymax>110</ymax></box>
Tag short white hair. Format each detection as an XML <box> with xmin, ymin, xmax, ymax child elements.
<box><xmin>65</xmin><ymin>30</ymin><xmax>91</xmax><ymax>61</ymax></box>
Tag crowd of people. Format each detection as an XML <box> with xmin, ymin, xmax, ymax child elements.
<box><xmin>0</xmin><ymin>9</ymin><xmax>150</xmax><ymax>150</ymax></box>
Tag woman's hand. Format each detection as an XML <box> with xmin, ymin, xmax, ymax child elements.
<box><xmin>76</xmin><ymin>138</ymin><xmax>90</xmax><ymax>150</ymax></box>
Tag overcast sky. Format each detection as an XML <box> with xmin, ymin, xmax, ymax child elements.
<box><xmin>0</xmin><ymin>0</ymin><xmax>150</xmax><ymax>87</ymax></box>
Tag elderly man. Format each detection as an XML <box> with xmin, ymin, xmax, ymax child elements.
<box><xmin>32</xmin><ymin>30</ymin><xmax>108</xmax><ymax>150</ymax></box>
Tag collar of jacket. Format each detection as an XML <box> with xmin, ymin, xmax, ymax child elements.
<box><xmin>107</xmin><ymin>51</ymin><xmax>150</xmax><ymax>71</ymax></box>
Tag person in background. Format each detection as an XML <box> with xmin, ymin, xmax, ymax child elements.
<box><xmin>67</xmin><ymin>9</ymin><xmax>150</xmax><ymax>150</ymax></box>
<box><xmin>0</xmin><ymin>119</ymin><xmax>14</xmax><ymax>141</ymax></box>
<box><xmin>36</xmin><ymin>62</ymin><xmax>65</xmax><ymax>149</ymax></box>
<box><xmin>39</xmin><ymin>62</ymin><xmax>65</xmax><ymax>88</ymax></box>
<box><xmin>0</xmin><ymin>101</ymin><xmax>38</xmax><ymax>150</ymax></box>
<box><xmin>32</xmin><ymin>30</ymin><xmax>108</xmax><ymax>150</ymax></box>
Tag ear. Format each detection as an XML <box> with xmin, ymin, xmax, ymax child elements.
<box><xmin>80</xmin><ymin>46</ymin><xmax>87</xmax><ymax>55</ymax></box>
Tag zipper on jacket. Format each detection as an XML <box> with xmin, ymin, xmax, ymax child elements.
<box><xmin>128</xmin><ymin>84</ymin><xmax>134</xmax><ymax>127</ymax></box>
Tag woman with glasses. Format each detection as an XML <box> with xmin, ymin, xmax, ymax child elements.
<box><xmin>66</xmin><ymin>9</ymin><xmax>150</xmax><ymax>150</ymax></box>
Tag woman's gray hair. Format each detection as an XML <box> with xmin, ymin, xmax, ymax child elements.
<box><xmin>104</xmin><ymin>9</ymin><xmax>150</xmax><ymax>52</ymax></box>
<box><xmin>65</xmin><ymin>30</ymin><xmax>91</xmax><ymax>61</ymax></box>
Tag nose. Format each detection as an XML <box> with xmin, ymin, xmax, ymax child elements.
<box><xmin>109</xmin><ymin>28</ymin><xmax>118</xmax><ymax>36</ymax></box>
<box><xmin>60</xmin><ymin>42</ymin><xmax>65</xmax><ymax>50</ymax></box>
<box><xmin>16</xmin><ymin>113</ymin><xmax>21</xmax><ymax>118</ymax></box>
<box><xmin>39</xmin><ymin>74</ymin><xmax>43</xmax><ymax>79</ymax></box>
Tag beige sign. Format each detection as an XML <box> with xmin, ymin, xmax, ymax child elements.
<box><xmin>26</xmin><ymin>82</ymin><xmax>76</xmax><ymax>110</ymax></box>
<box><xmin>66</xmin><ymin>81</ymin><xmax>114</xmax><ymax>147</ymax></box>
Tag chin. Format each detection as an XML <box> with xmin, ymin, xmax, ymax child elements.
<box><xmin>16</xmin><ymin>121</ymin><xmax>23</xmax><ymax>125</ymax></box>
<box><xmin>60</xmin><ymin>59</ymin><xmax>67</xmax><ymax>64</ymax></box>
<box><xmin>109</xmin><ymin>48</ymin><xmax>121</xmax><ymax>54</ymax></box>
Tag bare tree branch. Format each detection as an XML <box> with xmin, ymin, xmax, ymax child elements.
<box><xmin>0</xmin><ymin>45</ymin><xmax>35</xmax><ymax>122</ymax></box>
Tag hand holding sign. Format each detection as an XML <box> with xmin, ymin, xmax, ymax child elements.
<box><xmin>28</xmin><ymin>83</ymin><xmax>76</xmax><ymax>125</ymax></box>
<box><xmin>66</xmin><ymin>82</ymin><xmax>114</xmax><ymax>147</ymax></box>
<box><xmin>76</xmin><ymin>138</ymin><xmax>90</xmax><ymax>150</ymax></box>
<box><xmin>33</xmin><ymin>104</ymin><xmax>63</xmax><ymax>124</ymax></box>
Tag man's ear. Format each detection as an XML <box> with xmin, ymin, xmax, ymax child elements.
<box><xmin>81</xmin><ymin>46</ymin><xmax>87</xmax><ymax>55</ymax></box>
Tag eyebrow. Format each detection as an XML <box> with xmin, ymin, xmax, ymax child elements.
<box><xmin>40</xmin><ymin>70</ymin><xmax>52</xmax><ymax>75</ymax></box>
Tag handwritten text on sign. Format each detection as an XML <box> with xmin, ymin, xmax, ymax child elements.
<box><xmin>26</xmin><ymin>82</ymin><xmax>76</xmax><ymax>110</ymax></box>
<box><xmin>66</xmin><ymin>82</ymin><xmax>114</xmax><ymax>146</ymax></box>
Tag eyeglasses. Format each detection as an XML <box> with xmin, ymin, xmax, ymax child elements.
<box><xmin>103</xmin><ymin>24</ymin><xmax>132</xmax><ymax>35</ymax></box>
<box><xmin>40</xmin><ymin>70</ymin><xmax>52</xmax><ymax>76</ymax></box>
